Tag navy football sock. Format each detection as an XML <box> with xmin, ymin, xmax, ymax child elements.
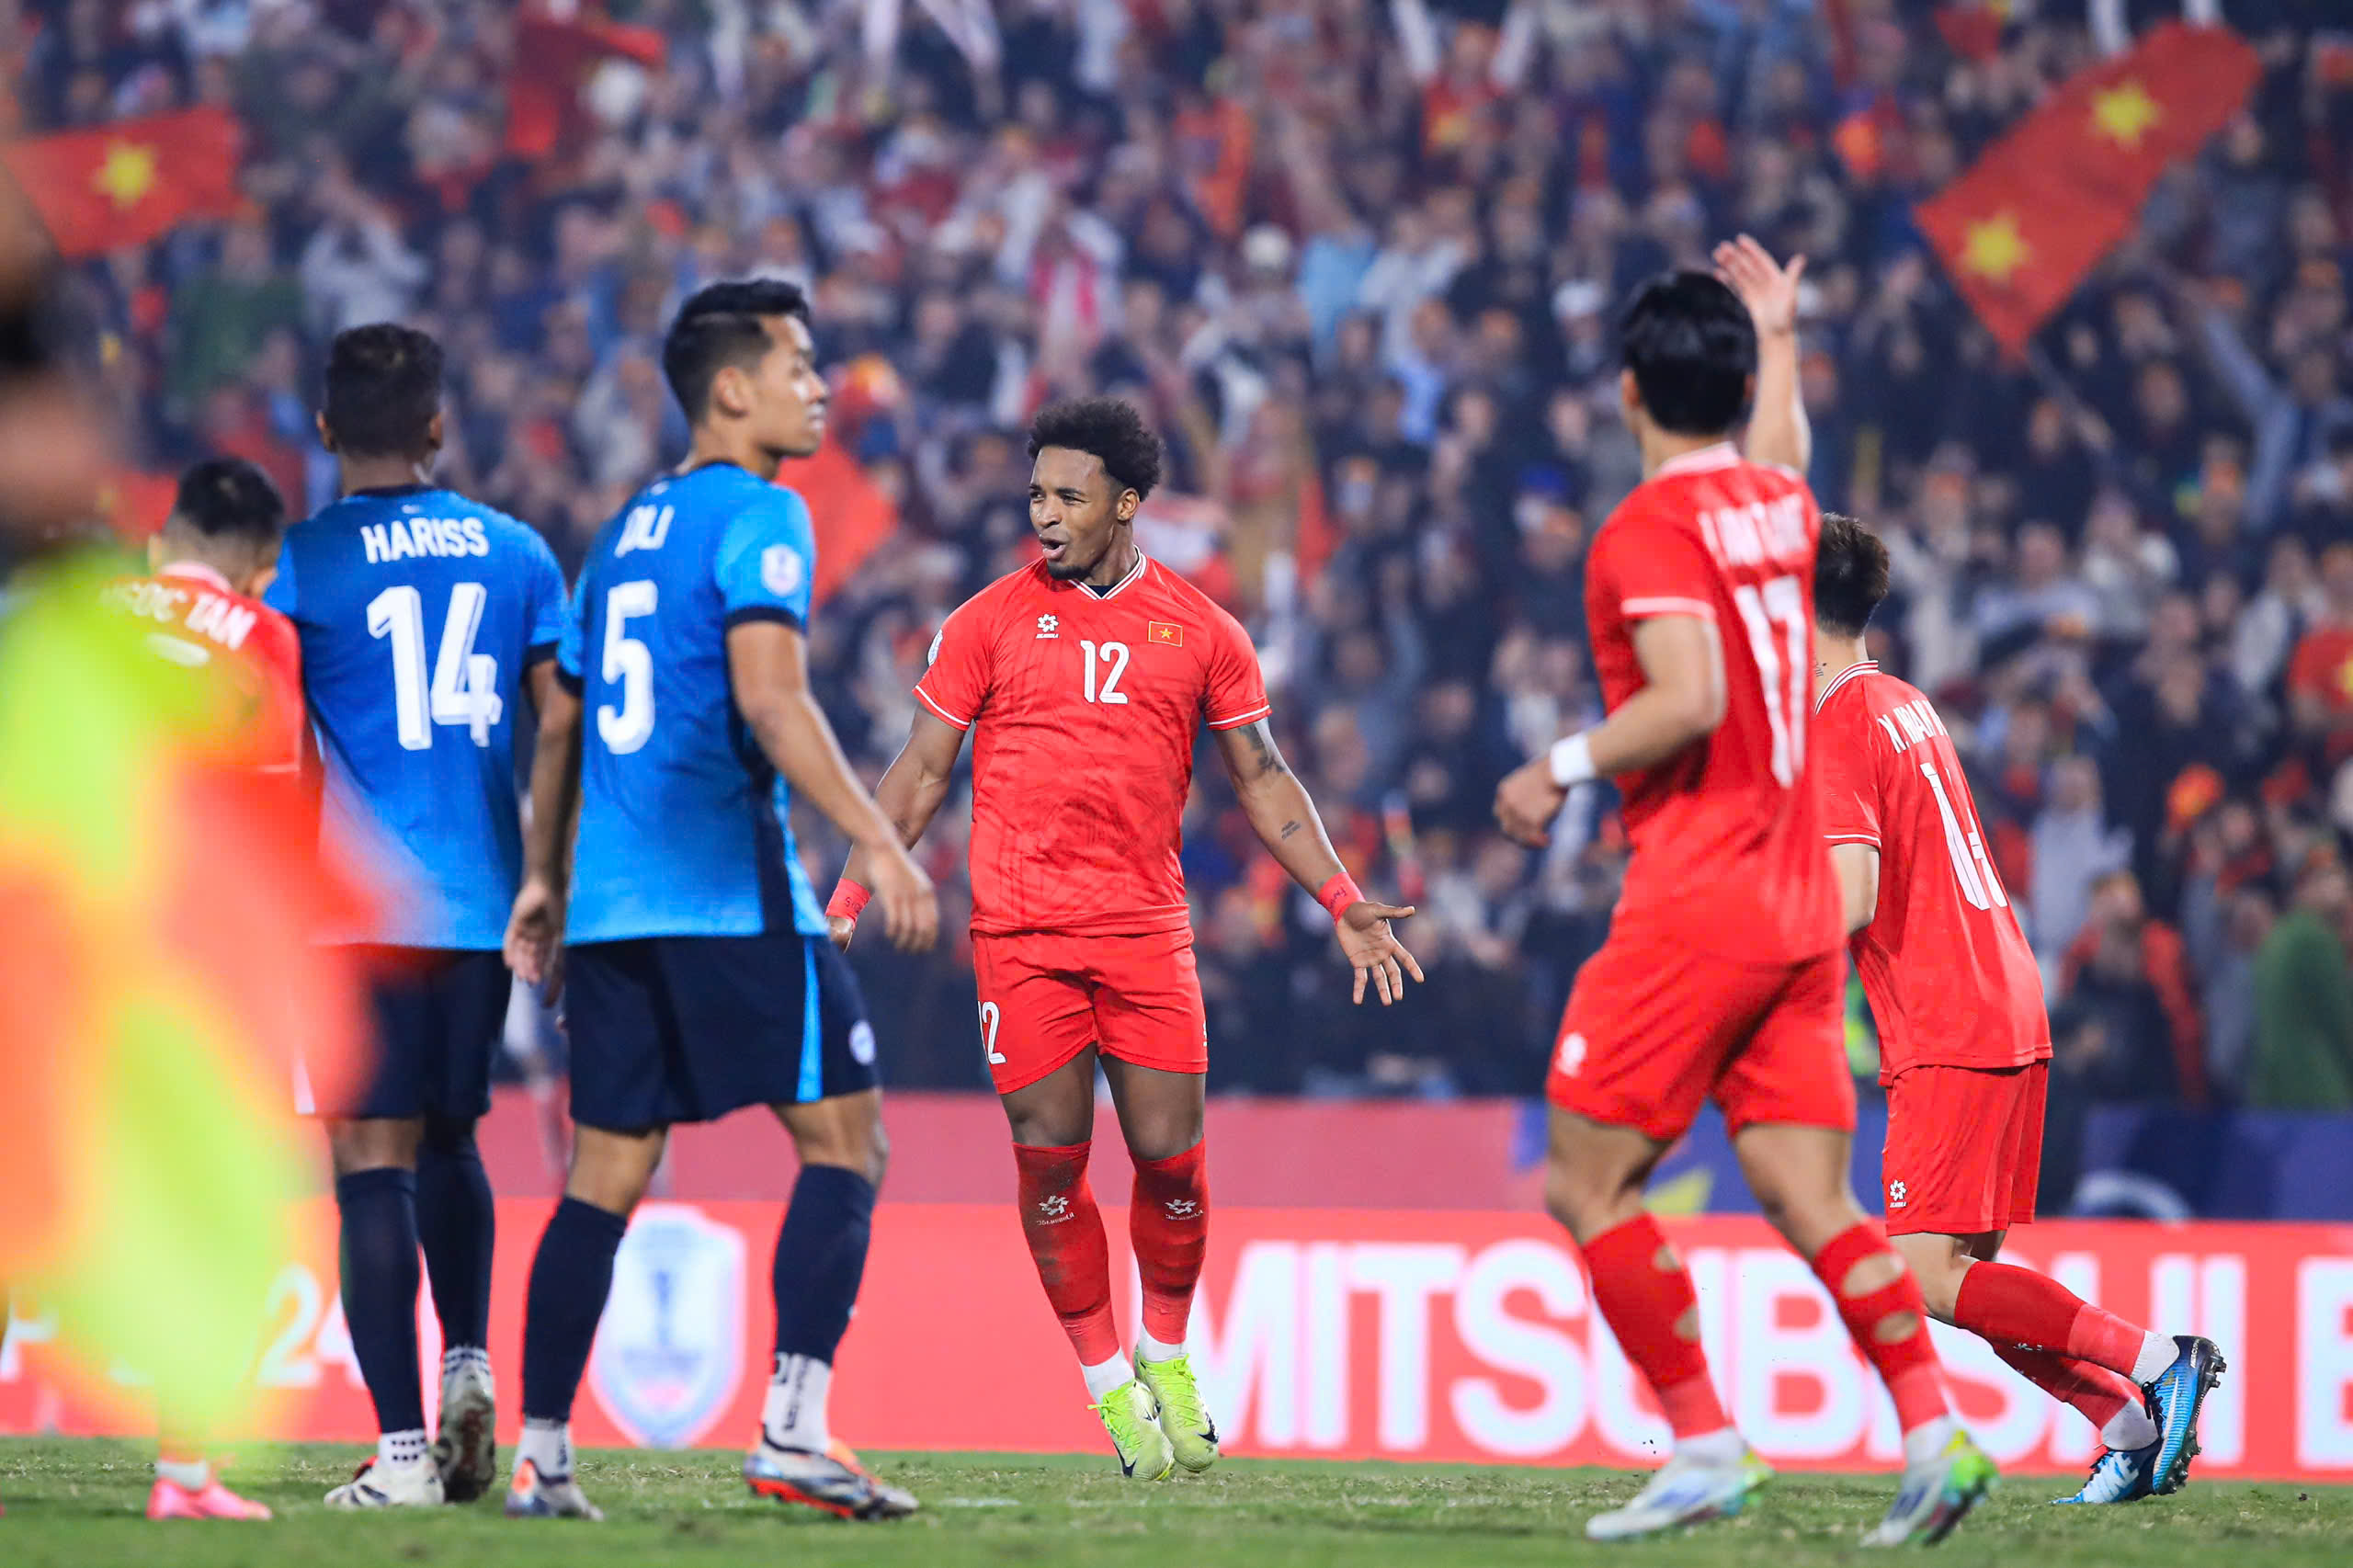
<box><xmin>520</xmin><ymin>1197</ymin><xmax>630</xmax><ymax>1424</ymax></box>
<box><xmin>415</xmin><ymin>1117</ymin><xmax>495</xmax><ymax>1351</ymax></box>
<box><xmin>772</xmin><ymin>1164</ymin><xmax>876</xmax><ymax>1363</ymax></box>
<box><xmin>335</xmin><ymin>1167</ymin><xmax>426</xmax><ymax>1437</ymax></box>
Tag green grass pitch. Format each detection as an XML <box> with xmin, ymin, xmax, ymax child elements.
<box><xmin>3</xmin><ymin>1439</ymin><xmax>2348</xmax><ymax>1566</ymax></box>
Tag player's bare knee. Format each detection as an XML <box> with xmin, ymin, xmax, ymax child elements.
<box><xmin>328</xmin><ymin>1116</ymin><xmax>421</xmax><ymax>1175</ymax></box>
<box><xmin>566</xmin><ymin>1125</ymin><xmax>664</xmax><ymax>1215</ymax></box>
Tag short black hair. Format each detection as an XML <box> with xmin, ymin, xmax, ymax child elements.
<box><xmin>1813</xmin><ymin>512</ymin><xmax>1893</xmax><ymax>637</ymax></box>
<box><xmin>169</xmin><ymin>457</ymin><xmax>286</xmax><ymax>548</ymax></box>
<box><xmin>662</xmin><ymin>278</ymin><xmax>813</xmax><ymax>422</ymax></box>
<box><xmin>1027</xmin><ymin>396</ymin><xmax>1163</xmax><ymax>500</ymax></box>
<box><xmin>323</xmin><ymin>324</ymin><xmax>444</xmax><ymax>459</ymax></box>
<box><xmin>1618</xmin><ymin>270</ymin><xmax>1756</xmax><ymax>437</ymax></box>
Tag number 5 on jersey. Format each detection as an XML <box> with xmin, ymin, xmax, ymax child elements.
<box><xmin>597</xmin><ymin>580</ymin><xmax>657</xmax><ymax>754</ymax></box>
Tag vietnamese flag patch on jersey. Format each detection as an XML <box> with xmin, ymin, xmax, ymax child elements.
<box><xmin>1148</xmin><ymin>621</ymin><xmax>1184</xmax><ymax>647</ymax></box>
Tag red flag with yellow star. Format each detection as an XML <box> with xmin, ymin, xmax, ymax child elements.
<box><xmin>3</xmin><ymin>107</ymin><xmax>244</xmax><ymax>259</ymax></box>
<box><xmin>1917</xmin><ymin>22</ymin><xmax>2259</xmax><ymax>358</ymax></box>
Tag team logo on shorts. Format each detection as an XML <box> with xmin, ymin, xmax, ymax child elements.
<box><xmin>1887</xmin><ymin>1179</ymin><xmax>1908</xmax><ymax>1210</ymax></box>
<box><xmin>1038</xmin><ymin>1194</ymin><xmax>1073</xmax><ymax>1222</ymax></box>
<box><xmin>1036</xmin><ymin>613</ymin><xmax>1060</xmax><ymax>639</ymax></box>
<box><xmin>1555</xmin><ymin>1032</ymin><xmax>1587</xmax><ymax>1078</ymax></box>
<box><xmin>586</xmin><ymin>1204</ymin><xmax>745</xmax><ymax>1449</ymax></box>
<box><xmin>848</xmin><ymin>1021</ymin><xmax>876</xmax><ymax>1066</ymax></box>
<box><xmin>760</xmin><ymin>543</ymin><xmax>805</xmax><ymax>598</ymax></box>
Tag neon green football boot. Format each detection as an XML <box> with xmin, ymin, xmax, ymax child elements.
<box><xmin>1134</xmin><ymin>1352</ymin><xmax>1221</xmax><ymax>1473</ymax></box>
<box><xmin>1091</xmin><ymin>1379</ymin><xmax>1176</xmax><ymax>1480</ymax></box>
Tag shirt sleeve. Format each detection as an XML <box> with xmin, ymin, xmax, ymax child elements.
<box><xmin>1201</xmin><ymin>609</ymin><xmax>1273</xmax><ymax>730</ymax></box>
<box><xmin>261</xmin><ymin>538</ymin><xmax>298</xmax><ymax>619</ymax></box>
<box><xmin>525</xmin><ymin>533</ymin><xmax>568</xmax><ymax>665</ymax></box>
<box><xmin>1815</xmin><ymin>703</ymin><xmax>1882</xmax><ymax>847</ymax></box>
<box><xmin>555</xmin><ymin>575</ymin><xmax>586</xmax><ymax>694</ymax></box>
<box><xmin>715</xmin><ymin>486</ymin><xmax>817</xmax><ymax>630</ymax></box>
<box><xmin>1590</xmin><ymin>510</ymin><xmax>1720</xmax><ymax>623</ymax></box>
<box><xmin>913</xmin><ymin>601</ymin><xmax>993</xmax><ymax>731</ymax></box>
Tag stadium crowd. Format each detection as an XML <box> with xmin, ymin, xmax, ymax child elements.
<box><xmin>17</xmin><ymin>0</ymin><xmax>2353</xmax><ymax>1113</ymax></box>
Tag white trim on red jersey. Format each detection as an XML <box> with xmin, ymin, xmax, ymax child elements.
<box><xmin>915</xmin><ymin>687</ymin><xmax>973</xmax><ymax>731</ymax></box>
<box><xmin>157</xmin><ymin>561</ymin><xmax>235</xmax><ymax>593</ymax></box>
<box><xmin>1650</xmin><ymin>442</ymin><xmax>1742</xmax><ymax>479</ymax></box>
<box><xmin>1620</xmin><ymin>595</ymin><xmax>1718</xmax><ymax>621</ymax></box>
<box><xmin>1206</xmin><ymin>702</ymin><xmax>1273</xmax><ymax>732</ymax></box>
<box><xmin>1814</xmin><ymin>659</ymin><xmax>1879</xmax><ymax>715</ymax></box>
<box><xmin>1078</xmin><ymin>550</ymin><xmax>1151</xmax><ymax>600</ymax></box>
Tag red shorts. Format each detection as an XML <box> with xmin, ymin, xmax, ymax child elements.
<box><xmin>969</xmin><ymin>927</ymin><xmax>1208</xmax><ymax>1095</ymax></box>
<box><xmin>1547</xmin><ymin>937</ymin><xmax>1855</xmax><ymax>1143</ymax></box>
<box><xmin>1881</xmin><ymin>1061</ymin><xmax>2046</xmax><ymax>1236</ymax></box>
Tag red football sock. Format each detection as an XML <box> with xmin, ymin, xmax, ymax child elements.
<box><xmin>1952</xmin><ymin>1259</ymin><xmax>2151</xmax><ymax>1380</ymax></box>
<box><xmin>1812</xmin><ymin>1222</ymin><xmax>1949</xmax><ymax>1435</ymax></box>
<box><xmin>1012</xmin><ymin>1142</ymin><xmax>1120</xmax><ymax>1366</ymax></box>
<box><xmin>1580</xmin><ymin>1214</ymin><xmax>1730</xmax><ymax>1439</ymax></box>
<box><xmin>1130</xmin><ymin>1140</ymin><xmax>1209</xmax><ymax>1347</ymax></box>
<box><xmin>1990</xmin><ymin>1344</ymin><xmax>2140</xmax><ymax>1433</ymax></box>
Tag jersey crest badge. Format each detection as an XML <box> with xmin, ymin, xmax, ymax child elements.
<box><xmin>1036</xmin><ymin>613</ymin><xmax>1060</xmax><ymax>639</ymax></box>
<box><xmin>586</xmin><ymin>1204</ymin><xmax>745</xmax><ymax>1449</ymax></box>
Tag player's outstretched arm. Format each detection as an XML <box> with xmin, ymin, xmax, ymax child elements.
<box><xmin>1714</xmin><ymin>234</ymin><xmax>1810</xmax><ymax>474</ymax></box>
<box><xmin>727</xmin><ymin>619</ymin><xmax>940</xmax><ymax>952</ymax></box>
<box><xmin>1495</xmin><ymin>614</ymin><xmax>1726</xmax><ymax>846</ymax></box>
<box><xmin>506</xmin><ymin>661</ymin><xmax>581</xmax><ymax>994</ymax></box>
<box><xmin>1214</xmin><ymin>718</ymin><xmax>1426</xmax><ymax>1006</ymax></box>
<box><xmin>829</xmin><ymin>710</ymin><xmax>967</xmax><ymax>950</ymax></box>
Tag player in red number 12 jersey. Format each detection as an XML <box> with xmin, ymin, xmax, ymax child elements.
<box><xmin>1809</xmin><ymin>516</ymin><xmax>2224</xmax><ymax>1506</ymax></box>
<box><xmin>1493</xmin><ymin>254</ymin><xmax>1992</xmax><ymax>1546</ymax></box>
<box><xmin>827</xmin><ymin>397</ymin><xmax>1421</xmax><ymax>1480</ymax></box>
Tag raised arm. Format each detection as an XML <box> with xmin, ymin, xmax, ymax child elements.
<box><xmin>829</xmin><ymin>708</ymin><xmax>968</xmax><ymax>949</ymax></box>
<box><xmin>1494</xmin><ymin>614</ymin><xmax>1725</xmax><ymax>845</ymax></box>
<box><xmin>1213</xmin><ymin>717</ymin><xmax>1424</xmax><ymax>1006</ymax></box>
<box><xmin>1714</xmin><ymin>234</ymin><xmax>1811</xmax><ymax>475</ymax></box>
<box><xmin>727</xmin><ymin>619</ymin><xmax>939</xmax><ymax>951</ymax></box>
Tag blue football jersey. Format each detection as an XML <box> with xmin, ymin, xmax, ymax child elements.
<box><xmin>268</xmin><ymin>485</ymin><xmax>568</xmax><ymax>949</ymax></box>
<box><xmin>562</xmin><ymin>462</ymin><xmax>829</xmax><ymax>942</ymax></box>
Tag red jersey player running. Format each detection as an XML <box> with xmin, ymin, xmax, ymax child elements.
<box><xmin>99</xmin><ymin>456</ymin><xmax>303</xmax><ymax>1521</ymax></box>
<box><xmin>1493</xmin><ymin>249</ymin><xmax>1992</xmax><ymax>1546</ymax></box>
<box><xmin>828</xmin><ymin>396</ymin><xmax>1421</xmax><ymax>1479</ymax></box>
<box><xmin>1808</xmin><ymin>515</ymin><xmax>2224</xmax><ymax>1506</ymax></box>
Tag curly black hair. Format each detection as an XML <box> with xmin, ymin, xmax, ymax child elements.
<box><xmin>1813</xmin><ymin>512</ymin><xmax>1893</xmax><ymax>637</ymax></box>
<box><xmin>1027</xmin><ymin>396</ymin><xmax>1163</xmax><ymax>500</ymax></box>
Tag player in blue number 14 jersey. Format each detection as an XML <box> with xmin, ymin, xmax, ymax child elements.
<box><xmin>501</xmin><ymin>279</ymin><xmax>938</xmax><ymax>1522</ymax></box>
<box><xmin>267</xmin><ymin>324</ymin><xmax>568</xmax><ymax>1510</ymax></box>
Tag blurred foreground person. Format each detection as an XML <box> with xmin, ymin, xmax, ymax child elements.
<box><xmin>0</xmin><ymin>199</ymin><xmax>369</xmax><ymax>1522</ymax></box>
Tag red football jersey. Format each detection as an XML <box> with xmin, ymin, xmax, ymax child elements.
<box><xmin>915</xmin><ymin>555</ymin><xmax>1270</xmax><ymax>936</ymax></box>
<box><xmin>106</xmin><ymin>562</ymin><xmax>305</xmax><ymax>773</ymax></box>
<box><xmin>1814</xmin><ymin>661</ymin><xmax>2052</xmax><ymax>1080</ymax></box>
<box><xmin>1583</xmin><ymin>444</ymin><xmax>1841</xmax><ymax>962</ymax></box>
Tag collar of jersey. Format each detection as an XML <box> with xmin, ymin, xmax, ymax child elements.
<box><xmin>157</xmin><ymin>561</ymin><xmax>233</xmax><ymax>593</ymax></box>
<box><xmin>1651</xmin><ymin>441</ymin><xmax>1741</xmax><ymax>479</ymax></box>
<box><xmin>1063</xmin><ymin>551</ymin><xmax>1150</xmax><ymax>599</ymax></box>
<box><xmin>1815</xmin><ymin>659</ymin><xmax>1879</xmax><ymax>714</ymax></box>
<box><xmin>347</xmin><ymin>483</ymin><xmax>438</xmax><ymax>500</ymax></box>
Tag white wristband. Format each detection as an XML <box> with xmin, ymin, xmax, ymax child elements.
<box><xmin>1548</xmin><ymin>733</ymin><xmax>1597</xmax><ymax>789</ymax></box>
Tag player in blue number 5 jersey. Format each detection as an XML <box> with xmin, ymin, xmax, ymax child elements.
<box><xmin>501</xmin><ymin>279</ymin><xmax>938</xmax><ymax>1523</ymax></box>
<box><xmin>267</xmin><ymin>324</ymin><xmax>569</xmax><ymax>1510</ymax></box>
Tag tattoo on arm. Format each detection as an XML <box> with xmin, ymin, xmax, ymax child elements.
<box><xmin>1279</xmin><ymin>821</ymin><xmax>1302</xmax><ymax>839</ymax></box>
<box><xmin>1242</xmin><ymin>721</ymin><xmax>1289</xmax><ymax>779</ymax></box>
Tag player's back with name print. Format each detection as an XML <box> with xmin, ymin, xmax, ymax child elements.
<box><xmin>267</xmin><ymin>484</ymin><xmax>567</xmax><ymax>948</ymax></box>
<box><xmin>1587</xmin><ymin>446</ymin><xmax>1836</xmax><ymax>961</ymax></box>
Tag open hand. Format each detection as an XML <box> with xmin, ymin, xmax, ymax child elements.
<box><xmin>1337</xmin><ymin>901</ymin><xmax>1426</xmax><ymax>1006</ymax></box>
<box><xmin>1713</xmin><ymin>233</ymin><xmax>1805</xmax><ymax>340</ymax></box>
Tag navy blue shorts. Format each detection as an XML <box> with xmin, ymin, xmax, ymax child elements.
<box><xmin>312</xmin><ymin>947</ymin><xmax>509</xmax><ymax>1121</ymax></box>
<box><xmin>564</xmin><ymin>931</ymin><xmax>878</xmax><ymax>1131</ymax></box>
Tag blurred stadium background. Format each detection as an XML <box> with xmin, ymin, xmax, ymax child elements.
<box><xmin>4</xmin><ymin>0</ymin><xmax>2353</xmax><ymax>1487</ymax></box>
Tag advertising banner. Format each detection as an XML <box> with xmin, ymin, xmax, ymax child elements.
<box><xmin>6</xmin><ymin>1204</ymin><xmax>2350</xmax><ymax>1481</ymax></box>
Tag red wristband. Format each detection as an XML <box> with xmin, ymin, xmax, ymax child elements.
<box><xmin>825</xmin><ymin>879</ymin><xmax>872</xmax><ymax>922</ymax></box>
<box><xmin>1316</xmin><ymin>872</ymin><xmax>1363</xmax><ymax>926</ymax></box>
